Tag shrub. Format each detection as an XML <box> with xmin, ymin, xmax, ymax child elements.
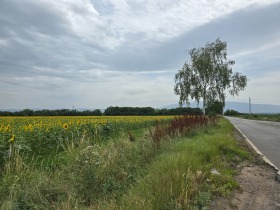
<box><xmin>224</xmin><ymin>109</ymin><xmax>239</xmax><ymax>116</ymax></box>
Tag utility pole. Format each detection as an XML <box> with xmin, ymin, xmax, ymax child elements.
<box><xmin>249</xmin><ymin>97</ymin><xmax>252</xmax><ymax>114</ymax></box>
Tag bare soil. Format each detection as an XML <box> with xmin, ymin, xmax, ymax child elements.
<box><xmin>211</xmin><ymin>129</ymin><xmax>280</xmax><ymax>210</ymax></box>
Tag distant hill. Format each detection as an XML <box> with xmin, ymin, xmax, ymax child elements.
<box><xmin>224</xmin><ymin>102</ymin><xmax>280</xmax><ymax>114</ymax></box>
<box><xmin>161</xmin><ymin>101</ymin><xmax>280</xmax><ymax>114</ymax></box>
<box><xmin>0</xmin><ymin>109</ymin><xmax>21</xmax><ymax>112</ymax></box>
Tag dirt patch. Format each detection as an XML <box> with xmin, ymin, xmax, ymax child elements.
<box><xmin>211</xmin><ymin>129</ymin><xmax>280</xmax><ymax>210</ymax></box>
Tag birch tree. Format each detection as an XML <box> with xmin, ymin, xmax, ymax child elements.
<box><xmin>174</xmin><ymin>38</ymin><xmax>248</xmax><ymax>114</ymax></box>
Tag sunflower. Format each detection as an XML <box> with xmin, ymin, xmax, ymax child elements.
<box><xmin>63</xmin><ymin>123</ymin><xmax>69</xmax><ymax>129</ymax></box>
<box><xmin>9</xmin><ymin>134</ymin><xmax>15</xmax><ymax>143</ymax></box>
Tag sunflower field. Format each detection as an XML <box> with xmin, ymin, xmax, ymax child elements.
<box><xmin>0</xmin><ymin>116</ymin><xmax>173</xmax><ymax>160</ymax></box>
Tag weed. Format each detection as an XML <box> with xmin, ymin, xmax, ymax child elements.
<box><xmin>128</xmin><ymin>131</ymin><xmax>136</xmax><ymax>142</ymax></box>
<box><xmin>149</xmin><ymin>121</ymin><xmax>166</xmax><ymax>149</ymax></box>
<box><xmin>193</xmin><ymin>191</ymin><xmax>212</xmax><ymax>210</ymax></box>
<box><xmin>149</xmin><ymin>115</ymin><xmax>209</xmax><ymax>149</ymax></box>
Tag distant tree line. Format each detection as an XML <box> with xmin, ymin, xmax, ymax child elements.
<box><xmin>0</xmin><ymin>109</ymin><xmax>102</xmax><ymax>116</ymax></box>
<box><xmin>0</xmin><ymin>106</ymin><xmax>203</xmax><ymax>116</ymax></box>
<box><xmin>104</xmin><ymin>106</ymin><xmax>202</xmax><ymax>116</ymax></box>
<box><xmin>154</xmin><ymin>107</ymin><xmax>202</xmax><ymax>116</ymax></box>
<box><xmin>104</xmin><ymin>106</ymin><xmax>155</xmax><ymax>116</ymax></box>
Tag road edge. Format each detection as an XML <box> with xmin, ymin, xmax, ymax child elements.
<box><xmin>233</xmin><ymin>125</ymin><xmax>280</xmax><ymax>181</ymax></box>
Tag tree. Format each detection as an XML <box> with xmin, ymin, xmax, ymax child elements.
<box><xmin>224</xmin><ymin>109</ymin><xmax>240</xmax><ymax>116</ymax></box>
<box><xmin>174</xmin><ymin>38</ymin><xmax>248</xmax><ymax>114</ymax></box>
<box><xmin>22</xmin><ymin>109</ymin><xmax>34</xmax><ymax>116</ymax></box>
<box><xmin>205</xmin><ymin>100</ymin><xmax>224</xmax><ymax>115</ymax></box>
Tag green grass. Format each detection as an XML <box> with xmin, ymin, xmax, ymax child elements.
<box><xmin>103</xmin><ymin>118</ymin><xmax>248</xmax><ymax>209</ymax></box>
<box><xmin>238</xmin><ymin>114</ymin><xmax>280</xmax><ymax>122</ymax></box>
<box><xmin>0</xmin><ymin>117</ymin><xmax>248</xmax><ymax>209</ymax></box>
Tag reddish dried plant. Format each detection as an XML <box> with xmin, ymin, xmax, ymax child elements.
<box><xmin>149</xmin><ymin>115</ymin><xmax>209</xmax><ymax>149</ymax></box>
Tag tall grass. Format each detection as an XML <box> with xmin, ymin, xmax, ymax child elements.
<box><xmin>0</xmin><ymin>117</ymin><xmax>248</xmax><ymax>209</ymax></box>
<box><xmin>0</xmin><ymin>128</ymin><xmax>159</xmax><ymax>209</ymax></box>
<box><xmin>103</xmin><ymin>118</ymin><xmax>248</xmax><ymax>209</ymax></box>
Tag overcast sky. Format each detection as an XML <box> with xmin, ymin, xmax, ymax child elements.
<box><xmin>0</xmin><ymin>0</ymin><xmax>280</xmax><ymax>110</ymax></box>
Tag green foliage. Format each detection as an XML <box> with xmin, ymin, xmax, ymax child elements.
<box><xmin>155</xmin><ymin>107</ymin><xmax>203</xmax><ymax>115</ymax></box>
<box><xmin>104</xmin><ymin>106</ymin><xmax>155</xmax><ymax>116</ymax></box>
<box><xmin>104</xmin><ymin>106</ymin><xmax>203</xmax><ymax>116</ymax></box>
<box><xmin>0</xmin><ymin>152</ymin><xmax>73</xmax><ymax>209</ymax></box>
<box><xmin>65</xmin><ymin>139</ymin><xmax>151</xmax><ymax>204</ymax></box>
<box><xmin>0</xmin><ymin>107</ymin><xmax>204</xmax><ymax>117</ymax></box>
<box><xmin>0</xmin><ymin>117</ymin><xmax>248</xmax><ymax>209</ymax></box>
<box><xmin>0</xmin><ymin>116</ymin><xmax>172</xmax><ymax>167</ymax></box>
<box><xmin>240</xmin><ymin>113</ymin><xmax>280</xmax><ymax>122</ymax></box>
<box><xmin>206</xmin><ymin>100</ymin><xmax>224</xmax><ymax>115</ymax></box>
<box><xmin>193</xmin><ymin>191</ymin><xmax>212</xmax><ymax>210</ymax></box>
<box><xmin>174</xmin><ymin>38</ymin><xmax>248</xmax><ymax>114</ymax></box>
<box><xmin>112</xmin><ymin>118</ymin><xmax>248</xmax><ymax>209</ymax></box>
<box><xmin>0</xmin><ymin>132</ymin><xmax>156</xmax><ymax>209</ymax></box>
<box><xmin>0</xmin><ymin>109</ymin><xmax>103</xmax><ymax>116</ymax></box>
<box><xmin>224</xmin><ymin>109</ymin><xmax>240</xmax><ymax>116</ymax></box>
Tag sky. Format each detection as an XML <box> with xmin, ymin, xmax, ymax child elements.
<box><xmin>0</xmin><ymin>0</ymin><xmax>280</xmax><ymax>110</ymax></box>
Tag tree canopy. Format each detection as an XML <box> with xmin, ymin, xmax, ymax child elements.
<box><xmin>0</xmin><ymin>107</ymin><xmax>203</xmax><ymax>116</ymax></box>
<box><xmin>174</xmin><ymin>38</ymin><xmax>248</xmax><ymax>114</ymax></box>
<box><xmin>205</xmin><ymin>100</ymin><xmax>224</xmax><ymax>115</ymax></box>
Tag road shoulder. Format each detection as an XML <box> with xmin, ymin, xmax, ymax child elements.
<box><xmin>211</xmin><ymin>129</ymin><xmax>280</xmax><ymax>210</ymax></box>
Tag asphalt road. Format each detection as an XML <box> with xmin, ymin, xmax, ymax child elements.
<box><xmin>226</xmin><ymin>117</ymin><xmax>280</xmax><ymax>170</ymax></box>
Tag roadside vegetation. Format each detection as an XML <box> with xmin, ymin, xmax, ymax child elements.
<box><xmin>224</xmin><ymin>109</ymin><xmax>280</xmax><ymax>122</ymax></box>
<box><xmin>0</xmin><ymin>115</ymin><xmax>249</xmax><ymax>209</ymax></box>
<box><xmin>238</xmin><ymin>114</ymin><xmax>280</xmax><ymax>122</ymax></box>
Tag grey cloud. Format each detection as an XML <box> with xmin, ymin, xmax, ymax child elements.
<box><xmin>0</xmin><ymin>0</ymin><xmax>77</xmax><ymax>77</ymax></box>
<box><xmin>144</xmin><ymin>2</ymin><xmax>280</xmax><ymax>72</ymax></box>
<box><xmin>0</xmin><ymin>1</ymin><xmax>280</xmax><ymax>109</ymax></box>
<box><xmin>86</xmin><ymin>2</ymin><xmax>280</xmax><ymax>73</ymax></box>
<box><xmin>0</xmin><ymin>0</ymin><xmax>109</xmax><ymax>76</ymax></box>
<box><xmin>0</xmin><ymin>0</ymin><xmax>71</xmax><ymax>39</ymax></box>
<box><xmin>2</xmin><ymin>0</ymin><xmax>279</xmax><ymax>77</ymax></box>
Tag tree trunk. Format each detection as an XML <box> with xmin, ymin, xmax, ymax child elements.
<box><xmin>202</xmin><ymin>92</ymin><xmax>206</xmax><ymax>115</ymax></box>
<box><xmin>202</xmin><ymin>99</ymin><xmax>206</xmax><ymax>115</ymax></box>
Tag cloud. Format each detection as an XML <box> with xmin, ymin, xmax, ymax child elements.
<box><xmin>0</xmin><ymin>69</ymin><xmax>177</xmax><ymax>109</ymax></box>
<box><xmin>230</xmin><ymin>71</ymin><xmax>280</xmax><ymax>105</ymax></box>
<box><xmin>1</xmin><ymin>0</ymin><xmax>280</xmax><ymax>74</ymax></box>
<box><xmin>0</xmin><ymin>0</ymin><xmax>280</xmax><ymax>109</ymax></box>
<box><xmin>146</xmin><ymin>2</ymin><xmax>280</xmax><ymax>74</ymax></box>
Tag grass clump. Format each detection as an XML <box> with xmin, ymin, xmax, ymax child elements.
<box><xmin>63</xmin><ymin>136</ymin><xmax>157</xmax><ymax>205</ymax></box>
<box><xmin>0</xmin><ymin>153</ymin><xmax>73</xmax><ymax>209</ymax></box>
